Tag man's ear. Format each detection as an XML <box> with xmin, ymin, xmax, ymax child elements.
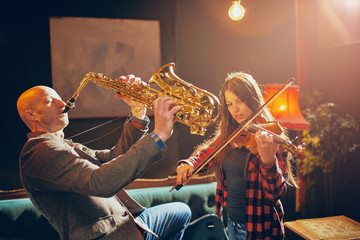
<box><xmin>24</xmin><ymin>110</ymin><xmax>37</xmax><ymax>121</ymax></box>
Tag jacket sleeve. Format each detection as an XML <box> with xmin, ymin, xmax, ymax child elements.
<box><xmin>178</xmin><ymin>140</ymin><xmax>219</xmax><ymax>173</ymax></box>
<box><xmin>21</xmin><ymin>121</ymin><xmax>163</xmax><ymax>198</ymax></box>
<box><xmin>93</xmin><ymin>118</ymin><xmax>149</xmax><ymax>163</ymax></box>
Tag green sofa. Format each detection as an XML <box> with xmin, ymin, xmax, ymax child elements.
<box><xmin>0</xmin><ymin>182</ymin><xmax>227</xmax><ymax>240</ymax></box>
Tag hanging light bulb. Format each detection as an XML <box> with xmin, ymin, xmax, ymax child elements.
<box><xmin>228</xmin><ymin>0</ymin><xmax>245</xmax><ymax>21</ymax></box>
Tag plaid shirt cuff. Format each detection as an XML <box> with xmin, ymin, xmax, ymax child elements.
<box><xmin>177</xmin><ymin>158</ymin><xmax>195</xmax><ymax>167</ymax></box>
<box><xmin>260</xmin><ymin>158</ymin><xmax>281</xmax><ymax>175</ymax></box>
<box><xmin>129</xmin><ymin>113</ymin><xmax>148</xmax><ymax>130</ymax></box>
<box><xmin>149</xmin><ymin>132</ymin><xmax>167</xmax><ymax>153</ymax></box>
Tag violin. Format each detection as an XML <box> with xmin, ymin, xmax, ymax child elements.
<box><xmin>230</xmin><ymin>120</ymin><xmax>304</xmax><ymax>159</ymax></box>
<box><xmin>170</xmin><ymin>78</ymin><xmax>303</xmax><ymax>192</ymax></box>
<box><xmin>230</xmin><ymin>121</ymin><xmax>281</xmax><ymax>150</ymax></box>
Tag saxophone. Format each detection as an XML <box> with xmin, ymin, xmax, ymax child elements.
<box><xmin>63</xmin><ymin>63</ymin><xmax>220</xmax><ymax>136</ymax></box>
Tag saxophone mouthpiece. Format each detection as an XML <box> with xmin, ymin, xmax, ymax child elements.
<box><xmin>63</xmin><ymin>98</ymin><xmax>76</xmax><ymax>113</ymax></box>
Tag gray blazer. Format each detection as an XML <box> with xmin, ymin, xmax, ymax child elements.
<box><xmin>20</xmin><ymin>120</ymin><xmax>163</xmax><ymax>240</ymax></box>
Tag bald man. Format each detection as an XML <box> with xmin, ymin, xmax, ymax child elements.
<box><xmin>17</xmin><ymin>75</ymin><xmax>191</xmax><ymax>240</ymax></box>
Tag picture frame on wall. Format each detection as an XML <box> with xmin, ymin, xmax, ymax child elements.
<box><xmin>50</xmin><ymin>17</ymin><xmax>161</xmax><ymax>118</ymax></box>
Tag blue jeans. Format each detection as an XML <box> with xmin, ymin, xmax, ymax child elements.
<box><xmin>135</xmin><ymin>202</ymin><xmax>191</xmax><ymax>240</ymax></box>
<box><xmin>227</xmin><ymin>218</ymin><xmax>247</xmax><ymax>240</ymax></box>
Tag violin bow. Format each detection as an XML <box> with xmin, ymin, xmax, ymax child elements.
<box><xmin>170</xmin><ymin>78</ymin><xmax>295</xmax><ymax>192</ymax></box>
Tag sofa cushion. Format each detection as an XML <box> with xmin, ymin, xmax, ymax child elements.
<box><xmin>126</xmin><ymin>182</ymin><xmax>217</xmax><ymax>221</ymax></box>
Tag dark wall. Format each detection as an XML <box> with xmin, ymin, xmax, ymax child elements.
<box><xmin>304</xmin><ymin>0</ymin><xmax>360</xmax><ymax>121</ymax></box>
<box><xmin>309</xmin><ymin>43</ymin><xmax>360</xmax><ymax>120</ymax></box>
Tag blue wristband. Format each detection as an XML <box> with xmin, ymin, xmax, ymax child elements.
<box><xmin>149</xmin><ymin>132</ymin><xmax>167</xmax><ymax>153</ymax></box>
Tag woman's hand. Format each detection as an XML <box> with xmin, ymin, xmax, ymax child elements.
<box><xmin>176</xmin><ymin>163</ymin><xmax>194</xmax><ymax>185</ymax></box>
<box><xmin>255</xmin><ymin>130</ymin><xmax>279</xmax><ymax>166</ymax></box>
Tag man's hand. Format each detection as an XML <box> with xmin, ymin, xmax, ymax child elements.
<box><xmin>115</xmin><ymin>74</ymin><xmax>146</xmax><ymax>118</ymax></box>
<box><xmin>153</xmin><ymin>96</ymin><xmax>182</xmax><ymax>142</ymax></box>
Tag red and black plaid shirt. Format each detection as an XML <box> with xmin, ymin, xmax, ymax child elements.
<box><xmin>183</xmin><ymin>142</ymin><xmax>288</xmax><ymax>240</ymax></box>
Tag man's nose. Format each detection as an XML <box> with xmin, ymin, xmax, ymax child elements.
<box><xmin>55</xmin><ymin>99</ymin><xmax>66</xmax><ymax>108</ymax></box>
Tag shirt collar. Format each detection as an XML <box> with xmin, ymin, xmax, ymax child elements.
<box><xmin>27</xmin><ymin>131</ymin><xmax>64</xmax><ymax>140</ymax></box>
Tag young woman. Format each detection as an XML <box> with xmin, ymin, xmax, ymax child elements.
<box><xmin>176</xmin><ymin>72</ymin><xmax>297</xmax><ymax>240</ymax></box>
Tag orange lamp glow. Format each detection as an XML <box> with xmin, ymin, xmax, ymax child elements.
<box><xmin>264</xmin><ymin>84</ymin><xmax>310</xmax><ymax>130</ymax></box>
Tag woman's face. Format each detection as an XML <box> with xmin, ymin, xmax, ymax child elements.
<box><xmin>225</xmin><ymin>90</ymin><xmax>253</xmax><ymax>124</ymax></box>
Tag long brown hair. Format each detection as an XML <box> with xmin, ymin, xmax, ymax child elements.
<box><xmin>194</xmin><ymin>72</ymin><xmax>297</xmax><ymax>186</ymax></box>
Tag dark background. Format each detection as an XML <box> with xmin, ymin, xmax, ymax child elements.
<box><xmin>1</xmin><ymin>0</ymin><xmax>359</xmax><ymax>222</ymax></box>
